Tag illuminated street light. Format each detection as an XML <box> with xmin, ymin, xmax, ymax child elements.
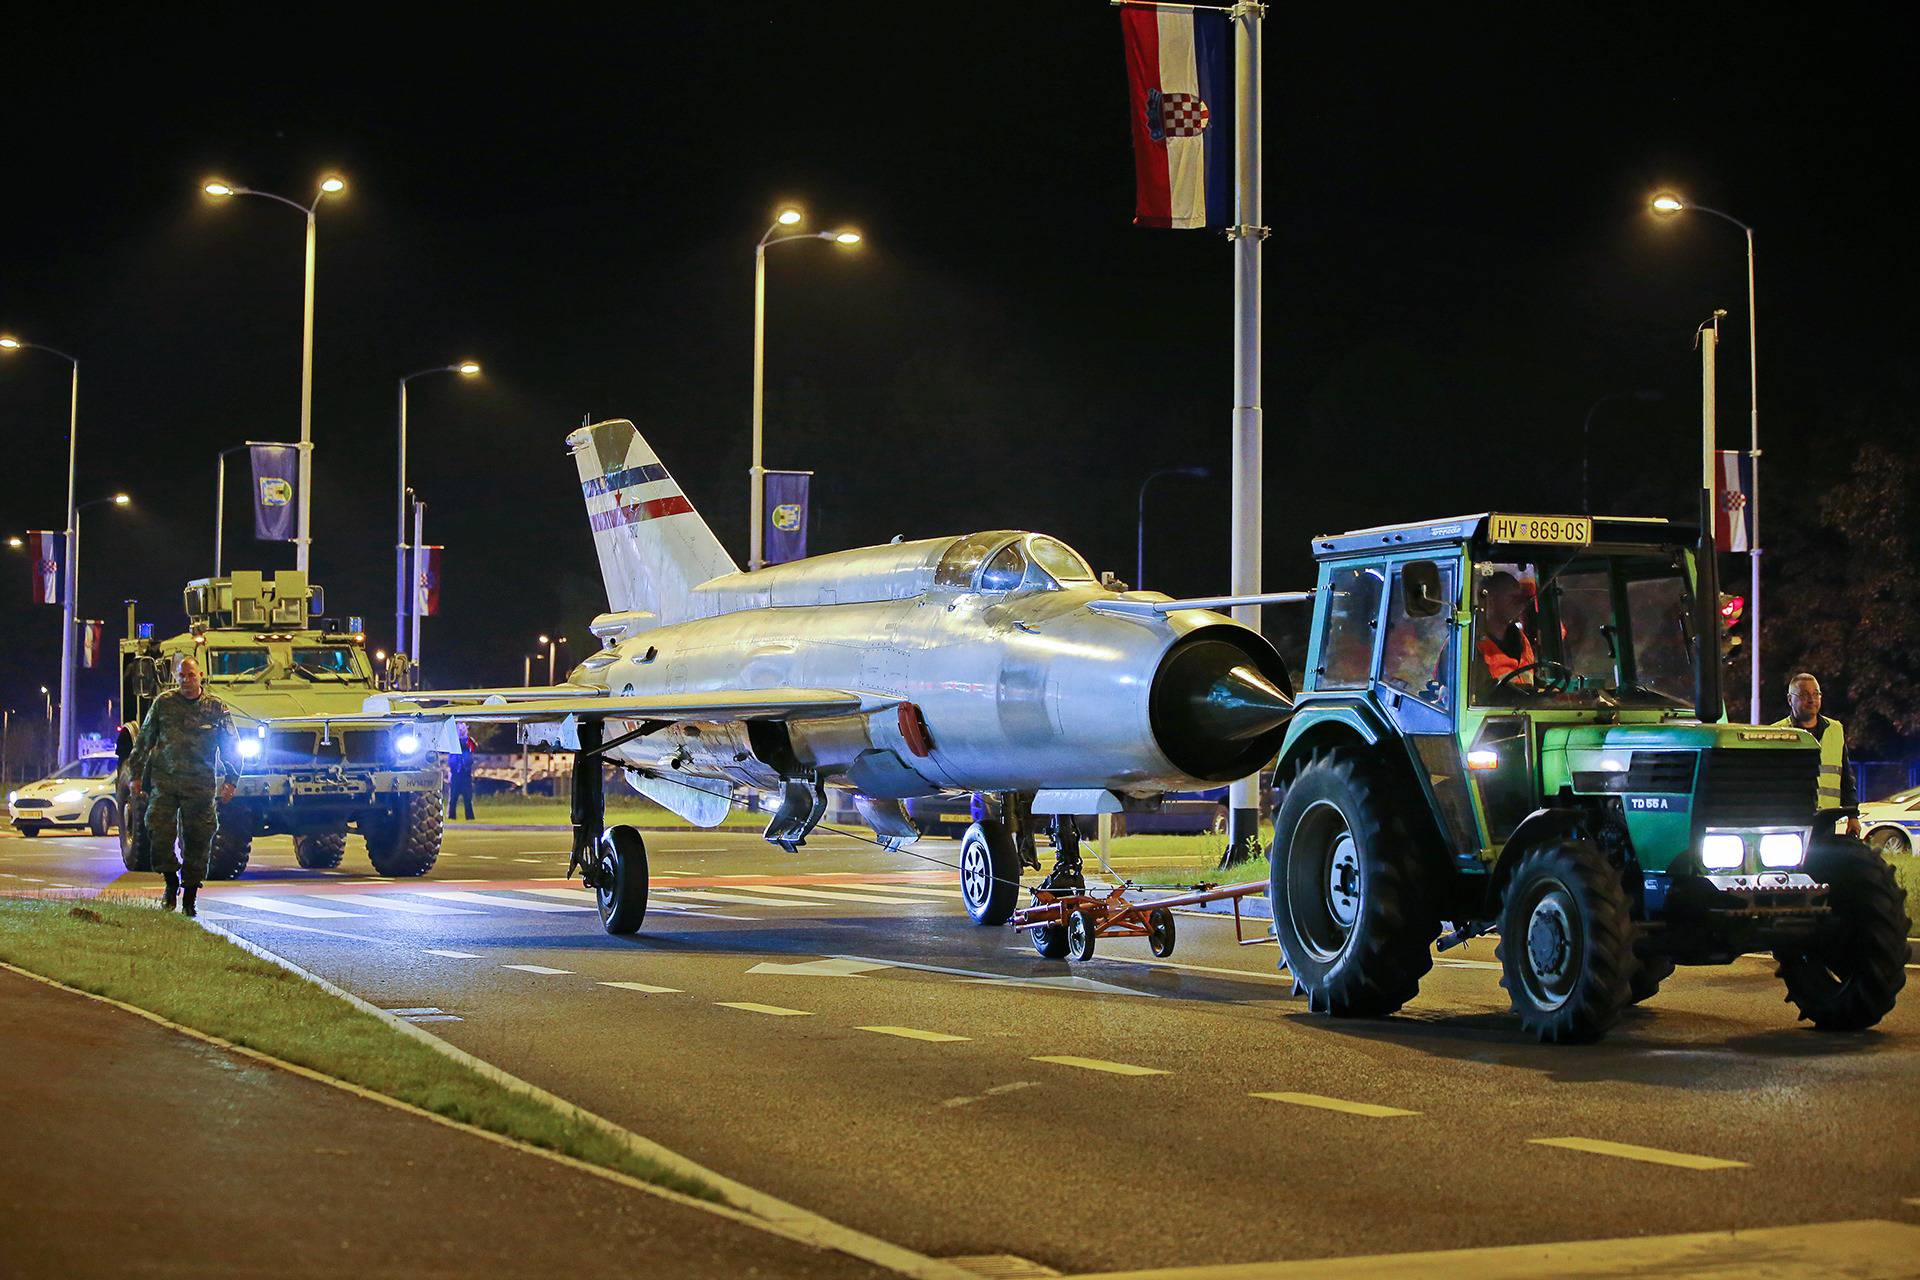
<box><xmin>202</xmin><ymin>173</ymin><xmax>347</xmax><ymax>574</ymax></box>
<box><xmin>396</xmin><ymin>359</ymin><xmax>486</xmax><ymax>663</ymax></box>
<box><xmin>5</xmin><ymin>537</ymin><xmax>20</xmax><ymax>549</ymax></box>
<box><xmin>1649</xmin><ymin>188</ymin><xmax>1763</xmax><ymax>716</ymax></box>
<box><xmin>750</xmin><ymin>206</ymin><xmax>866</xmax><ymax>570</ymax></box>
<box><xmin>112</xmin><ymin>492</ymin><xmax>130</xmax><ymax>506</ymax></box>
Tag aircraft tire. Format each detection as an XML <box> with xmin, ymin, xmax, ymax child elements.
<box><xmin>960</xmin><ymin>821</ymin><xmax>1019</xmax><ymax>925</ymax></box>
<box><xmin>597</xmin><ymin>825</ymin><xmax>649</xmax><ymax>935</ymax></box>
<box><xmin>1776</xmin><ymin>836</ymin><xmax>1908</xmax><ymax>1031</ymax></box>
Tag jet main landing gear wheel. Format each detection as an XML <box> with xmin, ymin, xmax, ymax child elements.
<box><xmin>595</xmin><ymin>825</ymin><xmax>649</xmax><ymax>936</ymax></box>
<box><xmin>959</xmin><ymin>820</ymin><xmax>1020</xmax><ymax>925</ymax></box>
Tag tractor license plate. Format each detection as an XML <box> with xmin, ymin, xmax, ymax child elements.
<box><xmin>1489</xmin><ymin>513</ymin><xmax>1592</xmax><ymax>546</ymax></box>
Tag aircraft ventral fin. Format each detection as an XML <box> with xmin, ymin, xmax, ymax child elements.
<box><xmin>361</xmin><ymin>686</ymin><xmax>892</xmax><ymax>726</ymax></box>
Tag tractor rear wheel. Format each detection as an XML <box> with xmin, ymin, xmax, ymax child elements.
<box><xmin>1269</xmin><ymin>750</ymin><xmax>1438</xmax><ymax>1016</ymax></box>
<box><xmin>1776</xmin><ymin>836</ymin><xmax>1909</xmax><ymax>1031</ymax></box>
<box><xmin>1497</xmin><ymin>838</ymin><xmax>1633</xmax><ymax>1043</ymax></box>
<box><xmin>294</xmin><ymin>833</ymin><xmax>348</xmax><ymax>870</ymax></box>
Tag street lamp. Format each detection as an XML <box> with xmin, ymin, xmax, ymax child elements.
<box><xmin>1651</xmin><ymin>190</ymin><xmax>1762</xmax><ymax>717</ymax></box>
<box><xmin>538</xmin><ymin>635</ymin><xmax>568</xmax><ymax>685</ymax></box>
<box><xmin>1580</xmin><ymin>390</ymin><xmax>1663</xmax><ymax>514</ymax></box>
<box><xmin>1136</xmin><ymin>467</ymin><xmax>1211</xmax><ymax>591</ymax></box>
<box><xmin>72</xmin><ymin>494</ymin><xmax>133</xmax><ymax>740</ymax></box>
<box><xmin>1</xmin><ymin>335</ymin><xmax>80</xmax><ymax>764</ymax></box>
<box><xmin>750</xmin><ymin>206</ymin><xmax>863</xmax><ymax>570</ymax></box>
<box><xmin>396</xmin><ymin>360</ymin><xmax>482</xmax><ymax>657</ymax></box>
<box><xmin>203</xmin><ymin>173</ymin><xmax>347</xmax><ymax>575</ymax></box>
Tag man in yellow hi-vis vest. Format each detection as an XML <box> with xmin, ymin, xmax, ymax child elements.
<box><xmin>1774</xmin><ymin>672</ymin><xmax>1859</xmax><ymax>837</ymax></box>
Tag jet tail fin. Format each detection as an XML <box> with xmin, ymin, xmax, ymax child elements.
<box><xmin>567</xmin><ymin>419</ymin><xmax>738</xmax><ymax>621</ymax></box>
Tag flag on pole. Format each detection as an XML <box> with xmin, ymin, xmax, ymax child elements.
<box><xmin>415</xmin><ymin>546</ymin><xmax>444</xmax><ymax>617</ymax></box>
<box><xmin>763</xmin><ymin>470</ymin><xmax>812</xmax><ymax>566</ymax></box>
<box><xmin>26</xmin><ymin>531</ymin><xmax>63</xmax><ymax>604</ymax></box>
<box><xmin>79</xmin><ymin>619</ymin><xmax>104</xmax><ymax>669</ymax></box>
<box><xmin>1713</xmin><ymin>450</ymin><xmax>1755</xmax><ymax>552</ymax></box>
<box><xmin>1121</xmin><ymin>4</ymin><xmax>1234</xmax><ymax>229</ymax></box>
<box><xmin>249</xmin><ymin>443</ymin><xmax>300</xmax><ymax>541</ymax></box>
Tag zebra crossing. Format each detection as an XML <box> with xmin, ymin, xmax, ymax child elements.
<box><xmin>198</xmin><ymin>877</ymin><xmax>962</xmax><ymax>925</ymax></box>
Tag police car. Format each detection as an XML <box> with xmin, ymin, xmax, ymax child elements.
<box><xmin>7</xmin><ymin>755</ymin><xmax>120</xmax><ymax>837</ymax></box>
<box><xmin>1861</xmin><ymin>785</ymin><xmax>1920</xmax><ymax>858</ymax></box>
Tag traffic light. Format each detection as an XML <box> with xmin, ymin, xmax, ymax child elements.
<box><xmin>1718</xmin><ymin>593</ymin><xmax>1745</xmax><ymax>666</ymax></box>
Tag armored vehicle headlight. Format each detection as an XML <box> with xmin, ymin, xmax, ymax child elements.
<box><xmin>396</xmin><ymin>731</ymin><xmax>422</xmax><ymax>756</ymax></box>
<box><xmin>237</xmin><ymin>737</ymin><xmax>263</xmax><ymax>760</ymax></box>
<box><xmin>1700</xmin><ymin>832</ymin><xmax>1746</xmax><ymax>869</ymax></box>
<box><xmin>1758</xmin><ymin>832</ymin><xmax>1806</xmax><ymax>868</ymax></box>
<box><xmin>55</xmin><ymin>789</ymin><xmax>84</xmax><ymax>804</ymax></box>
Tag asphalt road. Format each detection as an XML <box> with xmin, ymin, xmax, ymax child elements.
<box><xmin>6</xmin><ymin>822</ymin><xmax>1919</xmax><ymax>1277</ymax></box>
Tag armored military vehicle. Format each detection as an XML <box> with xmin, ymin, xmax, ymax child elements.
<box><xmin>1267</xmin><ymin>512</ymin><xmax>1907</xmax><ymax>1043</ymax></box>
<box><xmin>118</xmin><ymin>571</ymin><xmax>444</xmax><ymax>879</ymax></box>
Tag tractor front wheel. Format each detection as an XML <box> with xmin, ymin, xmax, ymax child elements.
<box><xmin>1497</xmin><ymin>838</ymin><xmax>1633</xmax><ymax>1043</ymax></box>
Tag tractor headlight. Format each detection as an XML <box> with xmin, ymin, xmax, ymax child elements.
<box><xmin>1700</xmin><ymin>832</ymin><xmax>1746</xmax><ymax>869</ymax></box>
<box><xmin>55</xmin><ymin>789</ymin><xmax>84</xmax><ymax>804</ymax></box>
<box><xmin>1758</xmin><ymin>832</ymin><xmax>1806</xmax><ymax>869</ymax></box>
<box><xmin>395</xmin><ymin>731</ymin><xmax>422</xmax><ymax>757</ymax></box>
<box><xmin>237</xmin><ymin>737</ymin><xmax>262</xmax><ymax>760</ymax></box>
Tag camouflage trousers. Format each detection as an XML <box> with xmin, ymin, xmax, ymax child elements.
<box><xmin>146</xmin><ymin>790</ymin><xmax>217</xmax><ymax>888</ymax></box>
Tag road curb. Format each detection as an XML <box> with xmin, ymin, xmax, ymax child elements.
<box><xmin>200</xmin><ymin>919</ymin><xmax>976</xmax><ymax>1280</ymax></box>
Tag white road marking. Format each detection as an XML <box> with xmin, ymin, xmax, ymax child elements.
<box><xmin>940</xmin><ymin>1081</ymin><xmax>1039</xmax><ymax>1108</ymax></box>
<box><xmin>1032</xmin><ymin>1055</ymin><xmax>1168</xmax><ymax>1077</ymax></box>
<box><xmin>518</xmin><ymin>887</ymin><xmax>738</xmax><ymax>919</ymax></box>
<box><xmin>723</xmin><ymin>884</ymin><xmax>928</xmax><ymax>906</ymax></box>
<box><xmin>384</xmin><ymin>1007</ymin><xmax>444</xmax><ymax>1015</ymax></box>
<box><xmin>327</xmin><ymin>894</ymin><xmax>482</xmax><ymax>916</ymax></box>
<box><xmin>858</xmin><ymin>1025</ymin><xmax>970</xmax><ymax>1042</ymax></box>
<box><xmin>423</xmin><ymin>949</ymin><xmax>482</xmax><ymax>959</ymax></box>
<box><xmin>746</xmin><ymin>958</ymin><xmax>893</xmax><ymax>977</ymax></box>
<box><xmin>1252</xmin><ymin>1091</ymin><xmax>1419</xmax><ymax>1118</ymax></box>
<box><xmin>830</xmin><ymin>953</ymin><xmax>1155</xmax><ymax>998</ymax></box>
<box><xmin>716</xmin><ymin>1001</ymin><xmax>811</xmax><ymax>1016</ymax></box>
<box><xmin>599</xmin><ymin>981</ymin><xmax>682</xmax><ymax>994</ymax></box>
<box><xmin>414</xmin><ymin>890</ymin><xmax>593</xmax><ymax>913</ymax></box>
<box><xmin>1529</xmin><ymin>1136</ymin><xmax>1748</xmax><ymax>1170</ymax></box>
<box><xmin>501</xmin><ymin>964</ymin><xmax>574</xmax><ymax>976</ymax></box>
<box><xmin>216</xmin><ymin>895</ymin><xmax>365</xmax><ymax>919</ymax></box>
<box><xmin>1005</xmin><ymin>947</ymin><xmax>1286</xmax><ymax>984</ymax></box>
<box><xmin>655</xmin><ymin>888</ymin><xmax>815</xmax><ymax>907</ymax></box>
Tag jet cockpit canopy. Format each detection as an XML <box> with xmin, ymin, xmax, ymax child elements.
<box><xmin>936</xmin><ymin>532</ymin><xmax>1097</xmax><ymax>595</ymax></box>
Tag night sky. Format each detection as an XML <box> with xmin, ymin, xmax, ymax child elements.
<box><xmin>2</xmin><ymin>4</ymin><xmax>1912</xmax><ymax>752</ymax></box>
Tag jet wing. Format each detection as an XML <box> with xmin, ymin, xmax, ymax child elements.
<box><xmin>360</xmin><ymin>687</ymin><xmax>894</xmax><ymax>725</ymax></box>
<box><xmin>1087</xmin><ymin>590</ymin><xmax>1315</xmax><ymax>618</ymax></box>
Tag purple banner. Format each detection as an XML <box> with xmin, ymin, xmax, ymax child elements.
<box><xmin>764</xmin><ymin>470</ymin><xmax>811</xmax><ymax>566</ymax></box>
<box><xmin>249</xmin><ymin>444</ymin><xmax>299</xmax><ymax>541</ymax></box>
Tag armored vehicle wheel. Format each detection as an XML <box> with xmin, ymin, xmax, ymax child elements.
<box><xmin>118</xmin><ymin>801</ymin><xmax>150</xmax><ymax>872</ymax></box>
<box><xmin>89</xmin><ymin>800</ymin><xmax>115</xmax><ymax>838</ymax></box>
<box><xmin>1065</xmin><ymin>907</ymin><xmax>1098</xmax><ymax>962</ymax></box>
<box><xmin>959</xmin><ymin>820</ymin><xmax>1020</xmax><ymax>925</ymax></box>
<box><xmin>596</xmin><ymin>825</ymin><xmax>649</xmax><ymax>935</ymax></box>
<box><xmin>1776</xmin><ymin>836</ymin><xmax>1908</xmax><ymax>1031</ymax></box>
<box><xmin>1497</xmin><ymin>838</ymin><xmax>1633</xmax><ymax>1044</ymax></box>
<box><xmin>208</xmin><ymin>802</ymin><xmax>254</xmax><ymax>880</ymax></box>
<box><xmin>1269</xmin><ymin>750</ymin><xmax>1437</xmax><ymax>1016</ymax></box>
<box><xmin>1147</xmin><ymin>906</ymin><xmax>1177</xmax><ymax>957</ymax></box>
<box><xmin>293</xmin><ymin>833</ymin><xmax>347</xmax><ymax>870</ymax></box>
<box><xmin>363</xmin><ymin>790</ymin><xmax>444</xmax><ymax>878</ymax></box>
<box><xmin>1629</xmin><ymin>951</ymin><xmax>1675</xmax><ymax>1005</ymax></box>
<box><xmin>1031</xmin><ymin>920</ymin><xmax>1070</xmax><ymax>959</ymax></box>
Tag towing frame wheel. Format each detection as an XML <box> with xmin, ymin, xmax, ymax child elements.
<box><xmin>293</xmin><ymin>832</ymin><xmax>348</xmax><ymax>870</ymax></box>
<box><xmin>959</xmin><ymin>820</ymin><xmax>1020</xmax><ymax>925</ymax></box>
<box><xmin>1147</xmin><ymin>906</ymin><xmax>1177</xmax><ymax>957</ymax></box>
<box><xmin>1269</xmin><ymin>750</ymin><xmax>1438</xmax><ymax>1016</ymax></box>
<box><xmin>1775</xmin><ymin>835</ymin><xmax>1909</xmax><ymax>1031</ymax></box>
<box><xmin>595</xmin><ymin>824</ymin><xmax>649</xmax><ymax>935</ymax></box>
<box><xmin>1031</xmin><ymin>919</ymin><xmax>1070</xmax><ymax>959</ymax></box>
<box><xmin>1496</xmin><ymin>837</ymin><xmax>1633</xmax><ymax>1044</ymax></box>
<box><xmin>1065</xmin><ymin>906</ymin><xmax>1098</xmax><ymax>962</ymax></box>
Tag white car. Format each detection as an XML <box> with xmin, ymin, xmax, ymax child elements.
<box><xmin>1861</xmin><ymin>785</ymin><xmax>1920</xmax><ymax>858</ymax></box>
<box><xmin>7</xmin><ymin>755</ymin><xmax>120</xmax><ymax>837</ymax></box>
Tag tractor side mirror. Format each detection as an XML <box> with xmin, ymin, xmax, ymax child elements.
<box><xmin>1402</xmin><ymin>560</ymin><xmax>1445</xmax><ymax>618</ymax></box>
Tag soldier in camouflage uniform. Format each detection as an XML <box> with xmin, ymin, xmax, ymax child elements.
<box><xmin>129</xmin><ymin>657</ymin><xmax>241</xmax><ymax>916</ymax></box>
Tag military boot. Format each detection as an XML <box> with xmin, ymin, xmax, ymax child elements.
<box><xmin>181</xmin><ymin>886</ymin><xmax>198</xmax><ymax>919</ymax></box>
<box><xmin>161</xmin><ymin>873</ymin><xmax>179</xmax><ymax>912</ymax></box>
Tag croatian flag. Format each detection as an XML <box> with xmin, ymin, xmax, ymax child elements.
<box><xmin>415</xmin><ymin>545</ymin><xmax>444</xmax><ymax>617</ymax></box>
<box><xmin>1713</xmin><ymin>449</ymin><xmax>1755</xmax><ymax>553</ymax></box>
<box><xmin>26</xmin><ymin>530</ymin><xmax>62</xmax><ymax>605</ymax></box>
<box><xmin>1122</xmin><ymin>5</ymin><xmax>1234</xmax><ymax>229</ymax></box>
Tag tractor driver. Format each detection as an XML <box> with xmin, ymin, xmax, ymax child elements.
<box><xmin>1476</xmin><ymin>570</ymin><xmax>1536</xmax><ymax>693</ymax></box>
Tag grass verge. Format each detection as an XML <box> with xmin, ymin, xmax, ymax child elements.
<box><xmin>1891</xmin><ymin>855</ymin><xmax>1920</xmax><ymax>908</ymax></box>
<box><xmin>470</xmin><ymin>794</ymin><xmax>764</xmax><ymax>828</ymax></box>
<box><xmin>0</xmin><ymin>897</ymin><xmax>719</xmax><ymax>1201</ymax></box>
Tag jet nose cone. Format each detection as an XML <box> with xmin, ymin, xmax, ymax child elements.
<box><xmin>1149</xmin><ymin>637</ymin><xmax>1296</xmax><ymax>781</ymax></box>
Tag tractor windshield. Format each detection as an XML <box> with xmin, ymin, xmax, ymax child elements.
<box><xmin>1471</xmin><ymin>548</ymin><xmax>1696</xmax><ymax>711</ymax></box>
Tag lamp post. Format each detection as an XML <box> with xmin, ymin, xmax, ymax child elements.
<box><xmin>203</xmin><ymin>175</ymin><xmax>345</xmax><ymax>576</ymax></box>
<box><xmin>396</xmin><ymin>361</ymin><xmax>481</xmax><ymax>654</ymax></box>
<box><xmin>1</xmin><ymin>335</ymin><xmax>80</xmax><ymax>764</ymax></box>
<box><xmin>1580</xmin><ymin>389</ymin><xmax>1664</xmax><ymax>514</ymax></box>
<box><xmin>1136</xmin><ymin>466</ymin><xmax>1211</xmax><ymax>591</ymax></box>
<box><xmin>1652</xmin><ymin>192</ymin><xmax>1762</xmax><ymax>718</ymax></box>
<box><xmin>750</xmin><ymin>207</ymin><xmax>862</xmax><ymax>571</ymax></box>
<box><xmin>538</xmin><ymin>634</ymin><xmax>568</xmax><ymax>685</ymax></box>
<box><xmin>39</xmin><ymin>686</ymin><xmax>52</xmax><ymax>776</ymax></box>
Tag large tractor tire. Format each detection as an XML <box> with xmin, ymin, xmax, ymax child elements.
<box><xmin>1497</xmin><ymin>838</ymin><xmax>1633</xmax><ymax>1043</ymax></box>
<box><xmin>1776</xmin><ymin>836</ymin><xmax>1909</xmax><ymax>1031</ymax></box>
<box><xmin>293</xmin><ymin>832</ymin><xmax>348</xmax><ymax>870</ymax></box>
<box><xmin>1628</xmin><ymin>950</ymin><xmax>1676</xmax><ymax>1006</ymax></box>
<box><xmin>207</xmin><ymin>802</ymin><xmax>254</xmax><ymax>880</ymax></box>
<box><xmin>118</xmin><ymin>791</ymin><xmax>151</xmax><ymax>873</ymax></box>
<box><xmin>595</xmin><ymin>825</ymin><xmax>649</xmax><ymax>935</ymax></box>
<box><xmin>364</xmin><ymin>791</ymin><xmax>444</xmax><ymax>878</ymax></box>
<box><xmin>959</xmin><ymin>819</ymin><xmax>1020</xmax><ymax>925</ymax></box>
<box><xmin>1269</xmin><ymin>750</ymin><xmax>1438</xmax><ymax>1016</ymax></box>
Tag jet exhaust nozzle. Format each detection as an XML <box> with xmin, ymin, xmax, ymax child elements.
<box><xmin>1148</xmin><ymin>633</ymin><xmax>1295</xmax><ymax>783</ymax></box>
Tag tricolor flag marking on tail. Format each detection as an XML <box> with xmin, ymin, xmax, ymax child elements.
<box><xmin>1713</xmin><ymin>449</ymin><xmax>1755</xmax><ymax>553</ymax></box>
<box><xmin>588</xmin><ymin>493</ymin><xmax>695</xmax><ymax>532</ymax></box>
<box><xmin>1122</xmin><ymin>4</ymin><xmax>1234</xmax><ymax>230</ymax></box>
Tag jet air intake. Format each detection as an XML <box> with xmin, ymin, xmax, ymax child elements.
<box><xmin>1149</xmin><ymin>631</ymin><xmax>1296</xmax><ymax>782</ymax></box>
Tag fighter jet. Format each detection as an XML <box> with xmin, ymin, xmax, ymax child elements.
<box><xmin>369</xmin><ymin>419</ymin><xmax>1297</xmax><ymax>934</ymax></box>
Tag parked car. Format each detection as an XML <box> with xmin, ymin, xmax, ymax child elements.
<box><xmin>1861</xmin><ymin>785</ymin><xmax>1920</xmax><ymax>857</ymax></box>
<box><xmin>8</xmin><ymin>755</ymin><xmax>120</xmax><ymax>837</ymax></box>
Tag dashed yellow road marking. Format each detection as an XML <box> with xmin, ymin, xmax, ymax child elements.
<box><xmin>1251</xmin><ymin>1091</ymin><xmax>1419</xmax><ymax>1118</ymax></box>
<box><xmin>715</xmin><ymin>1001</ymin><xmax>812</xmax><ymax>1017</ymax></box>
<box><xmin>1530</xmin><ymin>1136</ymin><xmax>1747</xmax><ymax>1170</ymax></box>
<box><xmin>599</xmin><ymin>981</ymin><xmax>682</xmax><ymax>994</ymax></box>
<box><xmin>858</xmin><ymin>1025</ymin><xmax>970</xmax><ymax>1043</ymax></box>
<box><xmin>1031</xmin><ymin>1055</ymin><xmax>1168</xmax><ymax>1077</ymax></box>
